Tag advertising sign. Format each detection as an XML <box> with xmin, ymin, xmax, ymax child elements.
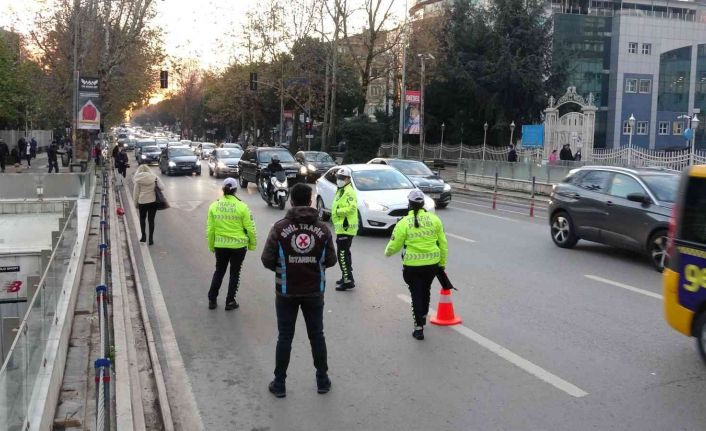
<box><xmin>283</xmin><ymin>110</ymin><xmax>294</xmax><ymax>140</ymax></box>
<box><xmin>78</xmin><ymin>76</ymin><xmax>100</xmax><ymax>130</ymax></box>
<box><xmin>521</xmin><ymin>125</ymin><xmax>544</xmax><ymax>148</ymax></box>
<box><xmin>404</xmin><ymin>90</ymin><xmax>421</xmax><ymax>135</ymax></box>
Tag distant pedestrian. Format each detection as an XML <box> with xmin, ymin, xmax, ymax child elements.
<box><xmin>261</xmin><ymin>183</ymin><xmax>337</xmax><ymax>398</ymax></box>
<box><xmin>507</xmin><ymin>145</ymin><xmax>518</xmax><ymax>163</ymax></box>
<box><xmin>133</xmin><ymin>164</ymin><xmax>165</xmax><ymax>245</ymax></box>
<box><xmin>206</xmin><ymin>178</ymin><xmax>257</xmax><ymax>311</ymax></box>
<box><xmin>548</xmin><ymin>149</ymin><xmax>558</xmax><ymax>164</ymax></box>
<box><xmin>115</xmin><ymin>147</ymin><xmax>129</xmax><ymax>178</ymax></box>
<box><xmin>560</xmin><ymin>144</ymin><xmax>573</xmax><ymax>161</ymax></box>
<box><xmin>47</xmin><ymin>142</ymin><xmax>59</xmax><ymax>173</ymax></box>
<box><xmin>92</xmin><ymin>143</ymin><xmax>101</xmax><ymax>165</ymax></box>
<box><xmin>24</xmin><ymin>139</ymin><xmax>32</xmax><ymax>167</ymax></box>
<box><xmin>17</xmin><ymin>137</ymin><xmax>26</xmax><ymax>163</ymax></box>
<box><xmin>0</xmin><ymin>139</ymin><xmax>8</xmax><ymax>172</ymax></box>
<box><xmin>64</xmin><ymin>140</ymin><xmax>73</xmax><ymax>163</ymax></box>
<box><xmin>574</xmin><ymin>149</ymin><xmax>582</xmax><ymax>162</ymax></box>
<box><xmin>385</xmin><ymin>190</ymin><xmax>448</xmax><ymax>340</ymax></box>
<box><xmin>29</xmin><ymin>137</ymin><xmax>37</xmax><ymax>159</ymax></box>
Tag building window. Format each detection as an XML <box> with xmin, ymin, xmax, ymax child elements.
<box><xmin>639</xmin><ymin>79</ymin><xmax>652</xmax><ymax>94</ymax></box>
<box><xmin>636</xmin><ymin>121</ymin><xmax>648</xmax><ymax>135</ymax></box>
<box><xmin>673</xmin><ymin>122</ymin><xmax>684</xmax><ymax>135</ymax></box>
<box><xmin>623</xmin><ymin>121</ymin><xmax>633</xmax><ymax>135</ymax></box>
<box><xmin>625</xmin><ymin>78</ymin><xmax>638</xmax><ymax>93</ymax></box>
<box><xmin>642</xmin><ymin>43</ymin><xmax>652</xmax><ymax>55</ymax></box>
<box><xmin>628</xmin><ymin>42</ymin><xmax>638</xmax><ymax>54</ymax></box>
<box><xmin>659</xmin><ymin>121</ymin><xmax>670</xmax><ymax>135</ymax></box>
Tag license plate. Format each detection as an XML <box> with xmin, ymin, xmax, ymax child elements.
<box><xmin>181</xmin><ymin>166</ymin><xmax>191</xmax><ymax>170</ymax></box>
<box><xmin>277</xmin><ymin>191</ymin><xmax>286</xmax><ymax>197</ymax></box>
<box><xmin>428</xmin><ymin>193</ymin><xmax>440</xmax><ymax>198</ymax></box>
<box><xmin>287</xmin><ymin>173</ymin><xmax>296</xmax><ymax>178</ymax></box>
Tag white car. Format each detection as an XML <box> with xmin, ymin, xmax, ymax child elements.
<box><xmin>316</xmin><ymin>164</ymin><xmax>435</xmax><ymax>233</ymax></box>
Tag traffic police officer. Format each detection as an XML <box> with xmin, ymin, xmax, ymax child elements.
<box><xmin>331</xmin><ymin>167</ymin><xmax>358</xmax><ymax>291</ymax></box>
<box><xmin>206</xmin><ymin>178</ymin><xmax>257</xmax><ymax>310</ymax></box>
<box><xmin>385</xmin><ymin>190</ymin><xmax>448</xmax><ymax>340</ymax></box>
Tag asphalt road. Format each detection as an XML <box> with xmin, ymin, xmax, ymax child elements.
<box><xmin>122</xmin><ymin>160</ymin><xmax>706</xmax><ymax>431</ymax></box>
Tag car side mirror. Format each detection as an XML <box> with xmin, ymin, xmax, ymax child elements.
<box><xmin>627</xmin><ymin>192</ymin><xmax>651</xmax><ymax>205</ymax></box>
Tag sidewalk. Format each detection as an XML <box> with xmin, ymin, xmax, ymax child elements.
<box><xmin>4</xmin><ymin>152</ymin><xmax>51</xmax><ymax>174</ymax></box>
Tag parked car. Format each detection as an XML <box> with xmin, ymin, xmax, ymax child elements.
<box><xmin>368</xmin><ymin>158</ymin><xmax>452</xmax><ymax>208</ymax></box>
<box><xmin>196</xmin><ymin>142</ymin><xmax>217</xmax><ymax>159</ymax></box>
<box><xmin>208</xmin><ymin>148</ymin><xmax>243</xmax><ymax>178</ymax></box>
<box><xmin>238</xmin><ymin>147</ymin><xmax>304</xmax><ymax>188</ymax></box>
<box><xmin>295</xmin><ymin>151</ymin><xmax>338</xmax><ymax>182</ymax></box>
<box><xmin>159</xmin><ymin>146</ymin><xmax>202</xmax><ymax>176</ymax></box>
<box><xmin>316</xmin><ymin>164</ymin><xmax>435</xmax><ymax>234</ymax></box>
<box><xmin>137</xmin><ymin>146</ymin><xmax>162</xmax><ymax>165</ymax></box>
<box><xmin>549</xmin><ymin>166</ymin><xmax>680</xmax><ymax>271</ymax></box>
<box><xmin>222</xmin><ymin>142</ymin><xmax>243</xmax><ymax>150</ymax></box>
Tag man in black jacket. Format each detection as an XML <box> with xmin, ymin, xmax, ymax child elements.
<box><xmin>261</xmin><ymin>183</ymin><xmax>337</xmax><ymax>398</ymax></box>
<box><xmin>0</xmin><ymin>139</ymin><xmax>8</xmax><ymax>172</ymax></box>
<box><xmin>560</xmin><ymin>144</ymin><xmax>574</xmax><ymax>161</ymax></box>
<box><xmin>47</xmin><ymin>142</ymin><xmax>59</xmax><ymax>173</ymax></box>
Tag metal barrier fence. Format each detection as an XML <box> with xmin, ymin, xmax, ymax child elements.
<box><xmin>377</xmin><ymin>143</ymin><xmax>706</xmax><ymax>170</ymax></box>
<box><xmin>459</xmin><ymin>159</ymin><xmax>578</xmax><ymax>185</ymax></box>
<box><xmin>95</xmin><ymin>169</ymin><xmax>111</xmax><ymax>431</ymax></box>
<box><xmin>0</xmin><ymin>168</ymin><xmax>96</xmax><ymax>200</ymax></box>
<box><xmin>0</xmin><ymin>201</ymin><xmax>78</xmax><ymax>431</ymax></box>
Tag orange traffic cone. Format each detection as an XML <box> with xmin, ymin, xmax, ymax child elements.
<box><xmin>430</xmin><ymin>288</ymin><xmax>462</xmax><ymax>326</ymax></box>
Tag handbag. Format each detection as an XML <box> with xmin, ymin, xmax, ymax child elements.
<box><xmin>154</xmin><ymin>180</ymin><xmax>170</xmax><ymax>210</ymax></box>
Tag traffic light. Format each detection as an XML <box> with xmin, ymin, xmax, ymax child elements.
<box><xmin>249</xmin><ymin>72</ymin><xmax>257</xmax><ymax>91</ymax></box>
<box><xmin>160</xmin><ymin>70</ymin><xmax>168</xmax><ymax>89</ymax></box>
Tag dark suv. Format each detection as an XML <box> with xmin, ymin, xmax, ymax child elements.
<box><xmin>549</xmin><ymin>166</ymin><xmax>679</xmax><ymax>271</ymax></box>
<box><xmin>159</xmin><ymin>146</ymin><xmax>201</xmax><ymax>176</ymax></box>
<box><xmin>237</xmin><ymin>147</ymin><xmax>304</xmax><ymax>188</ymax></box>
<box><xmin>368</xmin><ymin>158</ymin><xmax>452</xmax><ymax>208</ymax></box>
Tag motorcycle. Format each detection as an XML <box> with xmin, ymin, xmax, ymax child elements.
<box><xmin>259</xmin><ymin>170</ymin><xmax>289</xmax><ymax>210</ymax></box>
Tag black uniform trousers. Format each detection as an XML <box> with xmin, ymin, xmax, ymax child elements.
<box><xmin>274</xmin><ymin>295</ymin><xmax>328</xmax><ymax>382</ymax></box>
<box><xmin>208</xmin><ymin>247</ymin><xmax>247</xmax><ymax>302</ymax></box>
<box><xmin>336</xmin><ymin>234</ymin><xmax>354</xmax><ymax>282</ymax></box>
<box><xmin>403</xmin><ymin>265</ymin><xmax>439</xmax><ymax>328</ymax></box>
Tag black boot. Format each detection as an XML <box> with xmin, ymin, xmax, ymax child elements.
<box><xmin>208</xmin><ymin>300</ymin><xmax>217</xmax><ymax>310</ymax></box>
<box><xmin>316</xmin><ymin>374</ymin><xmax>331</xmax><ymax>394</ymax></box>
<box><xmin>412</xmin><ymin>327</ymin><xmax>424</xmax><ymax>340</ymax></box>
<box><xmin>139</xmin><ymin>235</ymin><xmax>146</xmax><ymax>243</ymax></box>
<box><xmin>225</xmin><ymin>300</ymin><xmax>239</xmax><ymax>310</ymax></box>
<box><xmin>335</xmin><ymin>280</ymin><xmax>355</xmax><ymax>291</ymax></box>
<box><xmin>269</xmin><ymin>380</ymin><xmax>286</xmax><ymax>398</ymax></box>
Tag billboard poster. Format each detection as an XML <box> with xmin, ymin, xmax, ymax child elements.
<box><xmin>284</xmin><ymin>110</ymin><xmax>294</xmax><ymax>140</ymax></box>
<box><xmin>404</xmin><ymin>90</ymin><xmax>421</xmax><ymax>135</ymax></box>
<box><xmin>521</xmin><ymin>125</ymin><xmax>544</xmax><ymax>148</ymax></box>
<box><xmin>78</xmin><ymin>76</ymin><xmax>100</xmax><ymax>130</ymax></box>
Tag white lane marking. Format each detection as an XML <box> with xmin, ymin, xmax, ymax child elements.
<box><xmin>584</xmin><ymin>275</ymin><xmax>663</xmax><ymax>300</ymax></box>
<box><xmin>446</xmin><ymin>232</ymin><xmax>476</xmax><ymax>243</ymax></box>
<box><xmin>397</xmin><ymin>294</ymin><xmax>589</xmax><ymax>398</ymax></box>
<box><xmin>447</xmin><ymin>206</ymin><xmax>519</xmax><ymax>222</ymax></box>
<box><xmin>185</xmin><ymin>175</ymin><xmax>193</xmax><ymax>180</ymax></box>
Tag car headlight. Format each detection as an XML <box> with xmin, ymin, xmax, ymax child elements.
<box><xmin>168</xmin><ymin>161</ymin><xmax>176</xmax><ymax>167</ymax></box>
<box><xmin>364</xmin><ymin>201</ymin><xmax>389</xmax><ymax>212</ymax></box>
<box><xmin>217</xmin><ymin>161</ymin><xmax>226</xmax><ymax>168</ymax></box>
<box><xmin>141</xmin><ymin>155</ymin><xmax>146</xmax><ymax>159</ymax></box>
<box><xmin>443</xmin><ymin>183</ymin><xmax>451</xmax><ymax>192</ymax></box>
<box><xmin>307</xmin><ymin>164</ymin><xmax>316</xmax><ymax>172</ymax></box>
<box><xmin>299</xmin><ymin>166</ymin><xmax>307</xmax><ymax>175</ymax></box>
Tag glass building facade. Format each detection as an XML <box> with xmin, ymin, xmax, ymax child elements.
<box><xmin>657</xmin><ymin>47</ymin><xmax>691</xmax><ymax>113</ymax></box>
<box><xmin>696</xmin><ymin>45</ymin><xmax>706</xmax><ymax>149</ymax></box>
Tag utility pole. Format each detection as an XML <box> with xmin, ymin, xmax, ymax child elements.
<box><xmin>418</xmin><ymin>53</ymin><xmax>434</xmax><ymax>161</ymax></box>
<box><xmin>397</xmin><ymin>0</ymin><xmax>408</xmax><ymax>159</ymax></box>
<box><xmin>72</xmin><ymin>0</ymin><xmax>80</xmax><ymax>148</ymax></box>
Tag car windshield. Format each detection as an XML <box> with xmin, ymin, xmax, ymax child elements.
<box><xmin>352</xmin><ymin>169</ymin><xmax>415</xmax><ymax>191</ymax></box>
<box><xmin>642</xmin><ymin>174</ymin><xmax>679</xmax><ymax>202</ymax></box>
<box><xmin>388</xmin><ymin>160</ymin><xmax>433</xmax><ymax>176</ymax></box>
<box><xmin>216</xmin><ymin>149</ymin><xmax>242</xmax><ymax>158</ymax></box>
<box><xmin>143</xmin><ymin>146</ymin><xmax>160</xmax><ymax>153</ymax></box>
<box><xmin>170</xmin><ymin>148</ymin><xmax>193</xmax><ymax>157</ymax></box>
<box><xmin>259</xmin><ymin>150</ymin><xmax>294</xmax><ymax>163</ymax></box>
<box><xmin>304</xmin><ymin>152</ymin><xmax>334</xmax><ymax>163</ymax></box>
<box><xmin>202</xmin><ymin>143</ymin><xmax>216</xmax><ymax>149</ymax></box>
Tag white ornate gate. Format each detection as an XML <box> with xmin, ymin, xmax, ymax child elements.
<box><xmin>544</xmin><ymin>87</ymin><xmax>597</xmax><ymax>158</ymax></box>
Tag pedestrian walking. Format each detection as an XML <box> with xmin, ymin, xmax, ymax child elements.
<box><xmin>29</xmin><ymin>137</ymin><xmax>37</xmax><ymax>159</ymax></box>
<box><xmin>133</xmin><ymin>164</ymin><xmax>165</xmax><ymax>245</ymax></box>
<box><xmin>115</xmin><ymin>147</ymin><xmax>129</xmax><ymax>178</ymax></box>
<box><xmin>384</xmin><ymin>190</ymin><xmax>448</xmax><ymax>340</ymax></box>
<box><xmin>206</xmin><ymin>178</ymin><xmax>257</xmax><ymax>311</ymax></box>
<box><xmin>24</xmin><ymin>139</ymin><xmax>32</xmax><ymax>167</ymax></box>
<box><xmin>560</xmin><ymin>144</ymin><xmax>573</xmax><ymax>161</ymax></box>
<box><xmin>64</xmin><ymin>140</ymin><xmax>73</xmax><ymax>162</ymax></box>
<box><xmin>331</xmin><ymin>167</ymin><xmax>358</xmax><ymax>291</ymax></box>
<box><xmin>574</xmin><ymin>149</ymin><xmax>582</xmax><ymax>162</ymax></box>
<box><xmin>47</xmin><ymin>142</ymin><xmax>59</xmax><ymax>173</ymax></box>
<box><xmin>17</xmin><ymin>136</ymin><xmax>26</xmax><ymax>160</ymax></box>
<box><xmin>261</xmin><ymin>183</ymin><xmax>337</xmax><ymax>398</ymax></box>
<box><xmin>507</xmin><ymin>145</ymin><xmax>518</xmax><ymax>162</ymax></box>
<box><xmin>0</xmin><ymin>139</ymin><xmax>8</xmax><ymax>173</ymax></box>
<box><xmin>548</xmin><ymin>149</ymin><xmax>558</xmax><ymax>164</ymax></box>
<box><xmin>92</xmin><ymin>143</ymin><xmax>101</xmax><ymax>165</ymax></box>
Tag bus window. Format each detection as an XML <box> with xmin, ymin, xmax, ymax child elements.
<box><xmin>681</xmin><ymin>177</ymin><xmax>706</xmax><ymax>245</ymax></box>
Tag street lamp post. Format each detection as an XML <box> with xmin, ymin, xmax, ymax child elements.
<box><xmin>482</xmin><ymin>122</ymin><xmax>488</xmax><ymax>162</ymax></box>
<box><xmin>397</xmin><ymin>1</ymin><xmax>408</xmax><ymax>160</ymax></box>
<box><xmin>440</xmin><ymin>122</ymin><xmax>445</xmax><ymax>159</ymax></box>
<box><xmin>691</xmin><ymin>114</ymin><xmax>700</xmax><ymax>165</ymax></box>
<box><xmin>509</xmin><ymin>121</ymin><xmax>516</xmax><ymax>147</ymax></box>
<box><xmin>627</xmin><ymin>114</ymin><xmax>635</xmax><ymax>166</ymax></box>
<box><xmin>418</xmin><ymin>53</ymin><xmax>434</xmax><ymax>161</ymax></box>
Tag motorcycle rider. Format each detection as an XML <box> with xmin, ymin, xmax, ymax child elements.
<box><xmin>331</xmin><ymin>167</ymin><xmax>358</xmax><ymax>291</ymax></box>
<box><xmin>384</xmin><ymin>190</ymin><xmax>448</xmax><ymax>340</ymax></box>
<box><xmin>265</xmin><ymin>154</ymin><xmax>285</xmax><ymax>198</ymax></box>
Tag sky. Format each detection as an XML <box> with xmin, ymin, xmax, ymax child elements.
<box><xmin>0</xmin><ymin>0</ymin><xmax>408</xmax><ymax>70</ymax></box>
